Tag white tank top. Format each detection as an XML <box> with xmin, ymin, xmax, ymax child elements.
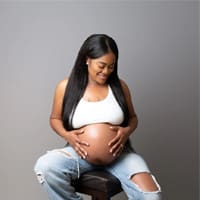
<box><xmin>72</xmin><ymin>86</ymin><xmax>124</xmax><ymax>129</ymax></box>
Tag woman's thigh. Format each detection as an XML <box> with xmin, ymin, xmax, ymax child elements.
<box><xmin>34</xmin><ymin>145</ymin><xmax>94</xmax><ymax>180</ymax></box>
<box><xmin>106</xmin><ymin>150</ymin><xmax>150</xmax><ymax>180</ymax></box>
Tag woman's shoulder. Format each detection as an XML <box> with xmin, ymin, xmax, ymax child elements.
<box><xmin>119</xmin><ymin>79</ymin><xmax>132</xmax><ymax>97</ymax></box>
<box><xmin>56</xmin><ymin>78</ymin><xmax>70</xmax><ymax>88</ymax></box>
<box><xmin>57</xmin><ymin>78</ymin><xmax>68</xmax><ymax>87</ymax></box>
<box><xmin>54</xmin><ymin>78</ymin><xmax>69</xmax><ymax>94</ymax></box>
<box><xmin>119</xmin><ymin>79</ymin><xmax>129</xmax><ymax>91</ymax></box>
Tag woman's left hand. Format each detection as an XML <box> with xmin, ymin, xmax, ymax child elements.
<box><xmin>108</xmin><ymin>126</ymin><xmax>129</xmax><ymax>157</ymax></box>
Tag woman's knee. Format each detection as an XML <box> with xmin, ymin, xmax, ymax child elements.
<box><xmin>34</xmin><ymin>154</ymin><xmax>55</xmax><ymax>184</ymax></box>
<box><xmin>131</xmin><ymin>172</ymin><xmax>162</xmax><ymax>199</ymax></box>
<box><xmin>34</xmin><ymin>154</ymin><xmax>52</xmax><ymax>172</ymax></box>
<box><xmin>34</xmin><ymin>151</ymin><xmax>68</xmax><ymax>184</ymax></box>
<box><xmin>131</xmin><ymin>172</ymin><xmax>159</xmax><ymax>191</ymax></box>
<box><xmin>34</xmin><ymin>150</ymin><xmax>77</xmax><ymax>183</ymax></box>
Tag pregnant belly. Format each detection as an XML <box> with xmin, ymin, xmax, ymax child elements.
<box><xmin>79</xmin><ymin>123</ymin><xmax>117</xmax><ymax>165</ymax></box>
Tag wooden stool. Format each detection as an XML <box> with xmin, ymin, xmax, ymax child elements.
<box><xmin>73</xmin><ymin>170</ymin><xmax>123</xmax><ymax>200</ymax></box>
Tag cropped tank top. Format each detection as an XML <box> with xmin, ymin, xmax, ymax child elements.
<box><xmin>72</xmin><ymin>86</ymin><xmax>124</xmax><ymax>129</ymax></box>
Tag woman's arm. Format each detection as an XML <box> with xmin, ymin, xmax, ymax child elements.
<box><xmin>120</xmin><ymin>79</ymin><xmax>138</xmax><ymax>136</ymax></box>
<box><xmin>49</xmin><ymin>79</ymin><xmax>89</xmax><ymax>158</ymax></box>
<box><xmin>108</xmin><ymin>79</ymin><xmax>138</xmax><ymax>156</ymax></box>
<box><xmin>49</xmin><ymin>79</ymin><xmax>69</xmax><ymax>137</ymax></box>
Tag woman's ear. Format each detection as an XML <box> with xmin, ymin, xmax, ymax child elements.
<box><xmin>86</xmin><ymin>59</ymin><xmax>90</xmax><ymax>66</ymax></box>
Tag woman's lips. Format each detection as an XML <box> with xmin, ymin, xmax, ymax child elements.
<box><xmin>98</xmin><ymin>74</ymin><xmax>107</xmax><ymax>81</ymax></box>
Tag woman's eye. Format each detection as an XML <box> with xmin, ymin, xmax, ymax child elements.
<box><xmin>109</xmin><ymin>65</ymin><xmax>114</xmax><ymax>70</ymax></box>
<box><xmin>98</xmin><ymin>65</ymin><xmax>104</xmax><ymax>69</ymax></box>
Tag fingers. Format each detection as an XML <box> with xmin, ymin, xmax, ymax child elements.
<box><xmin>74</xmin><ymin>137</ymin><xmax>89</xmax><ymax>158</ymax></box>
<box><xmin>114</xmin><ymin>144</ymin><xmax>124</xmax><ymax>157</ymax></box>
<box><xmin>108</xmin><ymin>133</ymin><xmax>121</xmax><ymax>147</ymax></box>
<box><xmin>74</xmin><ymin>129</ymin><xmax>89</xmax><ymax>146</ymax></box>
<box><xmin>109</xmin><ymin>126</ymin><xmax>119</xmax><ymax>132</ymax></box>
<box><xmin>74</xmin><ymin>143</ymin><xmax>88</xmax><ymax>159</ymax></box>
<box><xmin>80</xmin><ymin>140</ymin><xmax>89</xmax><ymax>146</ymax></box>
<box><xmin>72</xmin><ymin>130</ymin><xmax>89</xmax><ymax>159</ymax></box>
<box><xmin>109</xmin><ymin>143</ymin><xmax>124</xmax><ymax>157</ymax></box>
<box><xmin>108</xmin><ymin>126</ymin><xmax>125</xmax><ymax>156</ymax></box>
<box><xmin>108</xmin><ymin>137</ymin><xmax>117</xmax><ymax>147</ymax></box>
<box><xmin>76</xmin><ymin>129</ymin><xmax>84</xmax><ymax>135</ymax></box>
<box><xmin>108</xmin><ymin>126</ymin><xmax>119</xmax><ymax>146</ymax></box>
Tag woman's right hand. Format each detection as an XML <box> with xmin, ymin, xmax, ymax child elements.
<box><xmin>65</xmin><ymin>129</ymin><xmax>89</xmax><ymax>159</ymax></box>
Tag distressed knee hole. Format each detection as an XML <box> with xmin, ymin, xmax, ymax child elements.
<box><xmin>56</xmin><ymin>150</ymin><xmax>72</xmax><ymax>157</ymax></box>
<box><xmin>130</xmin><ymin>172</ymin><xmax>161</xmax><ymax>193</ymax></box>
<box><xmin>36</xmin><ymin>172</ymin><xmax>45</xmax><ymax>184</ymax></box>
<box><xmin>49</xmin><ymin>149</ymin><xmax>72</xmax><ymax>158</ymax></box>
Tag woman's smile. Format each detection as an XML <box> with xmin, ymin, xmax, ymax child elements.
<box><xmin>97</xmin><ymin>73</ymin><xmax>108</xmax><ymax>81</ymax></box>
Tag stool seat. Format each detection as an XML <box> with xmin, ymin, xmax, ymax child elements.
<box><xmin>73</xmin><ymin>170</ymin><xmax>123</xmax><ymax>200</ymax></box>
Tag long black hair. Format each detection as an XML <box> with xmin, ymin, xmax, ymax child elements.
<box><xmin>62</xmin><ymin>34</ymin><xmax>130</xmax><ymax>130</ymax></box>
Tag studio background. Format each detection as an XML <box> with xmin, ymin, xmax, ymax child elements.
<box><xmin>0</xmin><ymin>1</ymin><xmax>198</xmax><ymax>200</ymax></box>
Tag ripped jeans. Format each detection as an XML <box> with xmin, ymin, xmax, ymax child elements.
<box><xmin>34</xmin><ymin>145</ymin><xmax>162</xmax><ymax>200</ymax></box>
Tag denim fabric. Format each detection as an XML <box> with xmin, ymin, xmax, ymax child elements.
<box><xmin>34</xmin><ymin>145</ymin><xmax>162</xmax><ymax>200</ymax></box>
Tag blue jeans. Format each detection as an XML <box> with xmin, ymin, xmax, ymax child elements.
<box><xmin>34</xmin><ymin>145</ymin><xmax>162</xmax><ymax>200</ymax></box>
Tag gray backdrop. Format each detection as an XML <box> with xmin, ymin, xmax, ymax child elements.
<box><xmin>0</xmin><ymin>1</ymin><xmax>198</xmax><ymax>200</ymax></box>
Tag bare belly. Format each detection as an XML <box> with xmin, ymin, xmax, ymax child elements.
<box><xmin>79</xmin><ymin>123</ymin><xmax>117</xmax><ymax>165</ymax></box>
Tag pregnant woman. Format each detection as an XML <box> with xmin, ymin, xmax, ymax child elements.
<box><xmin>34</xmin><ymin>34</ymin><xmax>162</xmax><ymax>200</ymax></box>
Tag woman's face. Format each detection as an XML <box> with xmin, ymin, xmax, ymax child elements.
<box><xmin>86</xmin><ymin>51</ymin><xmax>116</xmax><ymax>85</ymax></box>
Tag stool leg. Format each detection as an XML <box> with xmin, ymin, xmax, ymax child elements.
<box><xmin>92</xmin><ymin>197</ymin><xmax>110</xmax><ymax>200</ymax></box>
<box><xmin>91</xmin><ymin>192</ymin><xmax>110</xmax><ymax>200</ymax></box>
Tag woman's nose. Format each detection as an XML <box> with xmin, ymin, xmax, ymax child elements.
<box><xmin>102</xmin><ymin>67</ymin><xmax>110</xmax><ymax>75</ymax></box>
